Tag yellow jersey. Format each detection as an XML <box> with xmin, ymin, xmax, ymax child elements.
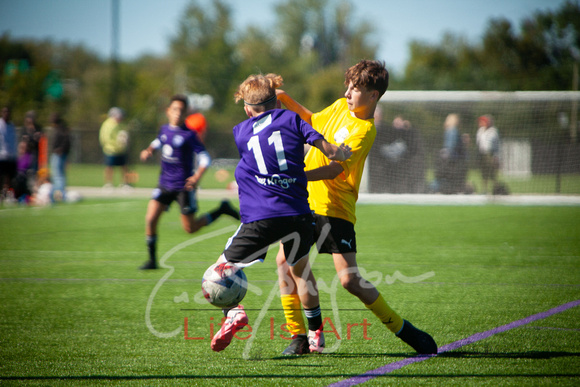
<box><xmin>306</xmin><ymin>98</ymin><xmax>376</xmax><ymax>224</ymax></box>
<box><xmin>99</xmin><ymin>117</ymin><xmax>128</xmax><ymax>156</ymax></box>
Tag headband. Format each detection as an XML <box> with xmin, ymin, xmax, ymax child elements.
<box><xmin>244</xmin><ymin>94</ymin><xmax>277</xmax><ymax>106</ymax></box>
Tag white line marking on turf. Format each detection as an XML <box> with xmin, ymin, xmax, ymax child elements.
<box><xmin>145</xmin><ymin>225</ymin><xmax>237</xmax><ymax>338</ymax></box>
<box><xmin>328</xmin><ymin>299</ymin><xmax>580</xmax><ymax>387</ymax></box>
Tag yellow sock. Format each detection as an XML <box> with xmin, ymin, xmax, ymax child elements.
<box><xmin>365</xmin><ymin>293</ymin><xmax>404</xmax><ymax>334</ymax></box>
<box><xmin>281</xmin><ymin>293</ymin><xmax>306</xmax><ymax>336</ymax></box>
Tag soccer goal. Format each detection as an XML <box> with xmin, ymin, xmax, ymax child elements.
<box><xmin>364</xmin><ymin>91</ymin><xmax>580</xmax><ymax>195</ymax></box>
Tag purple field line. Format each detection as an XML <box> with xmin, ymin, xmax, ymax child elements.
<box><xmin>329</xmin><ymin>299</ymin><xmax>580</xmax><ymax>387</ymax></box>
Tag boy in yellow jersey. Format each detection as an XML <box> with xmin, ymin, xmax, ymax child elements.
<box><xmin>275</xmin><ymin>60</ymin><xmax>437</xmax><ymax>355</ymax></box>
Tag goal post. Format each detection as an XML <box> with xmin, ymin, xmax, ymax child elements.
<box><xmin>363</xmin><ymin>91</ymin><xmax>580</xmax><ymax>195</ymax></box>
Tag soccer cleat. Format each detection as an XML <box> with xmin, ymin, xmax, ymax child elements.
<box><xmin>211</xmin><ymin>305</ymin><xmax>248</xmax><ymax>352</ymax></box>
<box><xmin>282</xmin><ymin>334</ymin><xmax>310</xmax><ymax>356</ymax></box>
<box><xmin>220</xmin><ymin>200</ymin><xmax>240</xmax><ymax>220</ymax></box>
<box><xmin>139</xmin><ymin>260</ymin><xmax>157</xmax><ymax>270</ymax></box>
<box><xmin>396</xmin><ymin>319</ymin><xmax>437</xmax><ymax>354</ymax></box>
<box><xmin>308</xmin><ymin>328</ymin><xmax>325</xmax><ymax>354</ymax></box>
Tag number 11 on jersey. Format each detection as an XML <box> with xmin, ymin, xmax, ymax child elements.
<box><xmin>247</xmin><ymin>131</ymin><xmax>288</xmax><ymax>174</ymax></box>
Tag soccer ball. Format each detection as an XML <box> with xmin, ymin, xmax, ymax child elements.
<box><xmin>201</xmin><ymin>262</ymin><xmax>248</xmax><ymax>308</ymax></box>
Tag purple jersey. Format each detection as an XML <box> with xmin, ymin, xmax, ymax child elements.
<box><xmin>152</xmin><ymin>124</ymin><xmax>207</xmax><ymax>191</ymax></box>
<box><xmin>233</xmin><ymin>109</ymin><xmax>324</xmax><ymax>223</ymax></box>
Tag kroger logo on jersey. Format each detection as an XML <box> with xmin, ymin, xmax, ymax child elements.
<box><xmin>255</xmin><ymin>174</ymin><xmax>297</xmax><ymax>189</ymax></box>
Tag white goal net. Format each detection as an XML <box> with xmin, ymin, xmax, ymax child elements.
<box><xmin>364</xmin><ymin>91</ymin><xmax>580</xmax><ymax>195</ymax></box>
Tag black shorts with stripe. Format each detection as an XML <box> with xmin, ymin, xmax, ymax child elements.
<box><xmin>223</xmin><ymin>213</ymin><xmax>314</xmax><ymax>266</ymax></box>
<box><xmin>313</xmin><ymin>214</ymin><xmax>357</xmax><ymax>254</ymax></box>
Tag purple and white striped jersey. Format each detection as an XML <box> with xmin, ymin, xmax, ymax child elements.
<box><xmin>151</xmin><ymin>124</ymin><xmax>208</xmax><ymax>191</ymax></box>
<box><xmin>233</xmin><ymin>109</ymin><xmax>324</xmax><ymax>223</ymax></box>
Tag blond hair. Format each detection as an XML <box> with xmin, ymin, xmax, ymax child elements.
<box><xmin>234</xmin><ymin>73</ymin><xmax>283</xmax><ymax>107</ymax></box>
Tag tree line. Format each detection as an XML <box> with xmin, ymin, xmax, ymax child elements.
<box><xmin>1</xmin><ymin>0</ymin><xmax>578</xmax><ymax>159</ymax></box>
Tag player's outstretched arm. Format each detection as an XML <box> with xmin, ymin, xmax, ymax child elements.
<box><xmin>305</xmin><ymin>162</ymin><xmax>344</xmax><ymax>181</ymax></box>
<box><xmin>312</xmin><ymin>139</ymin><xmax>352</xmax><ymax>161</ymax></box>
<box><xmin>276</xmin><ymin>89</ymin><xmax>313</xmax><ymax>124</ymax></box>
<box><xmin>305</xmin><ymin>140</ymin><xmax>351</xmax><ymax>181</ymax></box>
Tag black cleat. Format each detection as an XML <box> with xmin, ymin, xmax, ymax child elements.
<box><xmin>396</xmin><ymin>320</ymin><xmax>437</xmax><ymax>354</ymax></box>
<box><xmin>140</xmin><ymin>260</ymin><xmax>158</xmax><ymax>270</ymax></box>
<box><xmin>282</xmin><ymin>334</ymin><xmax>310</xmax><ymax>356</ymax></box>
<box><xmin>220</xmin><ymin>200</ymin><xmax>240</xmax><ymax>220</ymax></box>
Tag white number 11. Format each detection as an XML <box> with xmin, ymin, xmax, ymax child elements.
<box><xmin>247</xmin><ymin>131</ymin><xmax>287</xmax><ymax>174</ymax></box>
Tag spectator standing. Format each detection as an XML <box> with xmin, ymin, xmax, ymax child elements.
<box><xmin>378</xmin><ymin>116</ymin><xmax>424</xmax><ymax>193</ymax></box>
<box><xmin>434</xmin><ymin>113</ymin><xmax>468</xmax><ymax>194</ymax></box>
<box><xmin>20</xmin><ymin>110</ymin><xmax>44</xmax><ymax>174</ymax></box>
<box><xmin>49</xmin><ymin>113</ymin><xmax>71</xmax><ymax>201</ymax></box>
<box><xmin>476</xmin><ymin>115</ymin><xmax>500</xmax><ymax>194</ymax></box>
<box><xmin>99</xmin><ymin>107</ymin><xmax>130</xmax><ymax>188</ymax></box>
<box><xmin>13</xmin><ymin>140</ymin><xmax>33</xmax><ymax>202</ymax></box>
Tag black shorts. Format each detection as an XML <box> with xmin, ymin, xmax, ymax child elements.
<box><xmin>223</xmin><ymin>214</ymin><xmax>314</xmax><ymax>266</ymax></box>
<box><xmin>104</xmin><ymin>154</ymin><xmax>127</xmax><ymax>167</ymax></box>
<box><xmin>314</xmin><ymin>214</ymin><xmax>357</xmax><ymax>254</ymax></box>
<box><xmin>151</xmin><ymin>187</ymin><xmax>198</xmax><ymax>215</ymax></box>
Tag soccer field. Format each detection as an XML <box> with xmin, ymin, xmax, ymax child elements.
<box><xmin>1</xmin><ymin>198</ymin><xmax>579</xmax><ymax>385</ymax></box>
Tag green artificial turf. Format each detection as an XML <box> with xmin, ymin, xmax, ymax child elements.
<box><xmin>1</xmin><ymin>200</ymin><xmax>579</xmax><ymax>385</ymax></box>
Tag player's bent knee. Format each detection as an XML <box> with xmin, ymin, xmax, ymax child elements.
<box><xmin>340</xmin><ymin>274</ymin><xmax>358</xmax><ymax>292</ymax></box>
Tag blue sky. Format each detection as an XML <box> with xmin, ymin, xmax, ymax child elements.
<box><xmin>0</xmin><ymin>0</ymin><xmax>568</xmax><ymax>74</ymax></box>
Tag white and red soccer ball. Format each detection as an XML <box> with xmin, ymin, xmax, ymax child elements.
<box><xmin>201</xmin><ymin>262</ymin><xmax>248</xmax><ymax>308</ymax></box>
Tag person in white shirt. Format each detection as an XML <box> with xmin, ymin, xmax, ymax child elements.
<box><xmin>476</xmin><ymin>115</ymin><xmax>500</xmax><ymax>194</ymax></box>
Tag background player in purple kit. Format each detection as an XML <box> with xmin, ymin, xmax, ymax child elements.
<box><xmin>208</xmin><ymin>73</ymin><xmax>352</xmax><ymax>354</ymax></box>
<box><xmin>139</xmin><ymin>94</ymin><xmax>239</xmax><ymax>270</ymax></box>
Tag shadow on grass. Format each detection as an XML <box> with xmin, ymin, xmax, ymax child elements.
<box><xmin>270</xmin><ymin>352</ymin><xmax>411</xmax><ymax>361</ymax></box>
<box><xmin>3</xmin><ymin>372</ymin><xmax>580</xmax><ymax>382</ymax></box>
<box><xmin>3</xmin><ymin>352</ymin><xmax>579</xmax><ymax>381</ymax></box>
<box><xmin>0</xmin><ymin>354</ymin><xmax>406</xmax><ymax>381</ymax></box>
<box><xmin>0</xmin><ymin>373</ymin><xmax>382</xmax><ymax>381</ymax></box>
<box><xmin>271</xmin><ymin>350</ymin><xmax>580</xmax><ymax>361</ymax></box>
<box><xmin>438</xmin><ymin>350</ymin><xmax>580</xmax><ymax>359</ymax></box>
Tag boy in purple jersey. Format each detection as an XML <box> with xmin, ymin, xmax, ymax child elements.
<box><xmin>139</xmin><ymin>95</ymin><xmax>239</xmax><ymax>270</ymax></box>
<box><xmin>208</xmin><ymin>74</ymin><xmax>352</xmax><ymax>353</ymax></box>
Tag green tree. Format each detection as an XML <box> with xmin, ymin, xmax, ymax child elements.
<box><xmin>0</xmin><ymin>35</ymin><xmax>55</xmax><ymax>122</ymax></box>
<box><xmin>274</xmin><ymin>0</ymin><xmax>375</xmax><ymax>70</ymax></box>
<box><xmin>271</xmin><ymin>0</ymin><xmax>377</xmax><ymax>109</ymax></box>
<box><xmin>170</xmin><ymin>0</ymin><xmax>238</xmax><ymax>111</ymax></box>
<box><xmin>166</xmin><ymin>0</ymin><xmax>378</xmax><ymax>157</ymax></box>
<box><xmin>1</xmin><ymin>0</ymin><xmax>378</xmax><ymax>160</ymax></box>
<box><xmin>167</xmin><ymin>0</ymin><xmax>242</xmax><ymax>157</ymax></box>
<box><xmin>401</xmin><ymin>0</ymin><xmax>580</xmax><ymax>91</ymax></box>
